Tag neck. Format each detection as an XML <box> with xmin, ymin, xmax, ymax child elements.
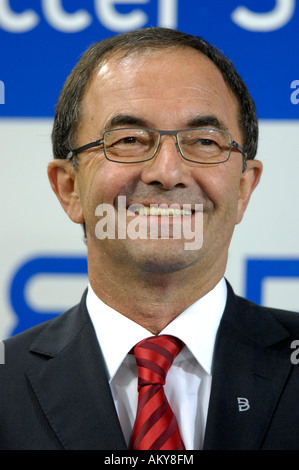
<box><xmin>88</xmin><ymin>253</ymin><xmax>225</xmax><ymax>334</ymax></box>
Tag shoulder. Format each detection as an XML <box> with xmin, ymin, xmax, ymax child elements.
<box><xmin>235</xmin><ymin>290</ymin><xmax>299</xmax><ymax>338</ymax></box>
<box><xmin>223</xmin><ymin>281</ymin><xmax>299</xmax><ymax>344</ymax></box>
<box><xmin>237</xmin><ymin>293</ymin><xmax>299</xmax><ymax>325</ymax></box>
<box><xmin>2</xmin><ymin>289</ymin><xmax>89</xmax><ymax>371</ymax></box>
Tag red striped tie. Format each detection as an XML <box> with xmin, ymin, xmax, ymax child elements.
<box><xmin>129</xmin><ymin>335</ymin><xmax>185</xmax><ymax>450</ymax></box>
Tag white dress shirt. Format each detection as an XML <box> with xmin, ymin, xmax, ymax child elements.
<box><xmin>86</xmin><ymin>278</ymin><xmax>227</xmax><ymax>450</ymax></box>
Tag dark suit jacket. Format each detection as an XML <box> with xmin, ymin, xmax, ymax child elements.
<box><xmin>1</xmin><ymin>281</ymin><xmax>299</xmax><ymax>450</ymax></box>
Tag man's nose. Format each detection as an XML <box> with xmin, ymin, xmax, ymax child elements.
<box><xmin>140</xmin><ymin>136</ymin><xmax>192</xmax><ymax>190</ymax></box>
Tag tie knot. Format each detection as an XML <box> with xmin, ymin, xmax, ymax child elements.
<box><xmin>132</xmin><ymin>335</ymin><xmax>185</xmax><ymax>388</ymax></box>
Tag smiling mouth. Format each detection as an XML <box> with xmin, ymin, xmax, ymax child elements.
<box><xmin>129</xmin><ymin>205</ymin><xmax>194</xmax><ymax>217</ymax></box>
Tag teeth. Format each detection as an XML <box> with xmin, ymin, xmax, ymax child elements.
<box><xmin>133</xmin><ymin>206</ymin><xmax>192</xmax><ymax>216</ymax></box>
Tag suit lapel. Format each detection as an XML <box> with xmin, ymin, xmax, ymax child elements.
<box><xmin>203</xmin><ymin>283</ymin><xmax>293</xmax><ymax>450</ymax></box>
<box><xmin>26</xmin><ymin>292</ymin><xmax>127</xmax><ymax>450</ymax></box>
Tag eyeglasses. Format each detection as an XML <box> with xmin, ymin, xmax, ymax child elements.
<box><xmin>66</xmin><ymin>128</ymin><xmax>247</xmax><ymax>169</ymax></box>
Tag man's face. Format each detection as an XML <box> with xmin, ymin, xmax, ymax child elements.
<box><xmin>53</xmin><ymin>47</ymin><xmax>261</xmax><ymax>278</ymax></box>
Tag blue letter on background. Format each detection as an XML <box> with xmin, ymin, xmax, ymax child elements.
<box><xmin>9</xmin><ymin>256</ymin><xmax>87</xmax><ymax>335</ymax></box>
<box><xmin>246</xmin><ymin>258</ymin><xmax>299</xmax><ymax>305</ymax></box>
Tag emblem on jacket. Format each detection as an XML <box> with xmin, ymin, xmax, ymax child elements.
<box><xmin>237</xmin><ymin>397</ymin><xmax>250</xmax><ymax>412</ymax></box>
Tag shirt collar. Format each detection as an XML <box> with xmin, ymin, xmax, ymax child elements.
<box><xmin>86</xmin><ymin>278</ymin><xmax>227</xmax><ymax>381</ymax></box>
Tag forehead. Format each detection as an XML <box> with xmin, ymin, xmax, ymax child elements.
<box><xmin>79</xmin><ymin>47</ymin><xmax>240</xmax><ymax>136</ymax></box>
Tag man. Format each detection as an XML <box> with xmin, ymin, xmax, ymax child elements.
<box><xmin>1</xmin><ymin>27</ymin><xmax>299</xmax><ymax>450</ymax></box>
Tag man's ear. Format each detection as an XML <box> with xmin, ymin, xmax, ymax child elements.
<box><xmin>236</xmin><ymin>159</ymin><xmax>263</xmax><ymax>225</ymax></box>
<box><xmin>47</xmin><ymin>159</ymin><xmax>85</xmax><ymax>224</ymax></box>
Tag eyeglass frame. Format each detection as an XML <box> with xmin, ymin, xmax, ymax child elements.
<box><xmin>66</xmin><ymin>127</ymin><xmax>248</xmax><ymax>170</ymax></box>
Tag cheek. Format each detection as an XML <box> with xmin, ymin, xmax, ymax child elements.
<box><xmin>193</xmin><ymin>165</ymin><xmax>235</xmax><ymax>205</ymax></box>
<box><xmin>78</xmin><ymin>159</ymin><xmax>141</xmax><ymax>208</ymax></box>
<box><xmin>194</xmin><ymin>165</ymin><xmax>242</xmax><ymax>230</ymax></box>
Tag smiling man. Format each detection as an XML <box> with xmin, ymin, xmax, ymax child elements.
<box><xmin>2</xmin><ymin>28</ymin><xmax>299</xmax><ymax>451</ymax></box>
<box><xmin>49</xmin><ymin>39</ymin><xmax>261</xmax><ymax>334</ymax></box>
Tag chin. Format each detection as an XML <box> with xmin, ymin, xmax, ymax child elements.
<box><xmin>128</xmin><ymin>239</ymin><xmax>203</xmax><ymax>274</ymax></box>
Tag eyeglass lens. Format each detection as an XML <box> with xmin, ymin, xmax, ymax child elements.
<box><xmin>103</xmin><ymin>128</ymin><xmax>231</xmax><ymax>163</ymax></box>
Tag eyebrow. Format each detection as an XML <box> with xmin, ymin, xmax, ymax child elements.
<box><xmin>103</xmin><ymin>114</ymin><xmax>148</xmax><ymax>132</ymax></box>
<box><xmin>103</xmin><ymin>113</ymin><xmax>228</xmax><ymax>132</ymax></box>
<box><xmin>186</xmin><ymin>115</ymin><xmax>229</xmax><ymax>131</ymax></box>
